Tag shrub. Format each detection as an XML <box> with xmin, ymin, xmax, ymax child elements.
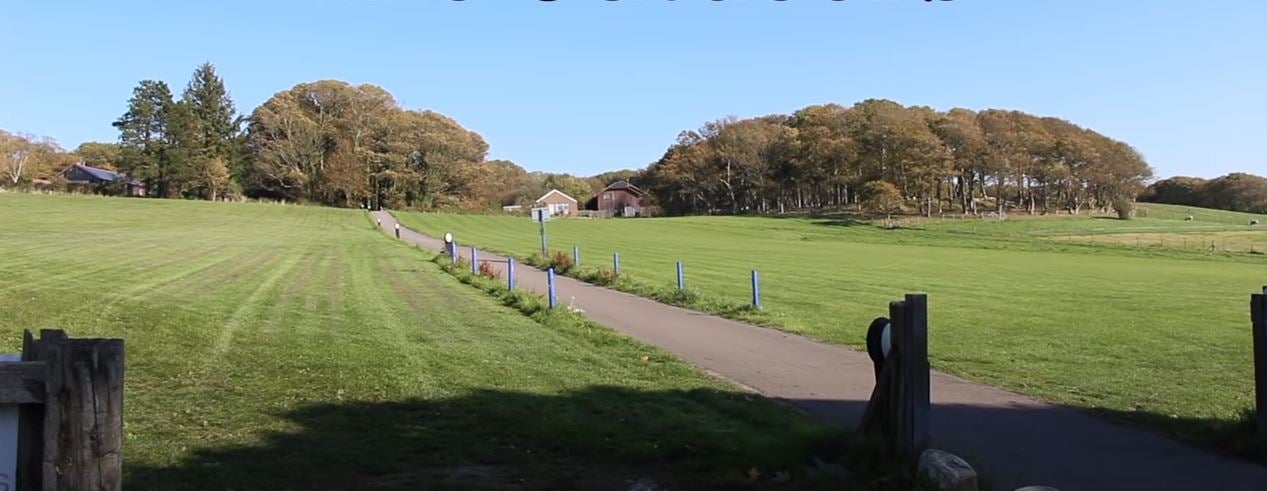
<box><xmin>1112</xmin><ymin>197</ymin><xmax>1135</xmax><ymax>220</ymax></box>
<box><xmin>549</xmin><ymin>250</ymin><xmax>573</xmax><ymax>274</ymax></box>
<box><xmin>588</xmin><ymin>267</ymin><xmax>621</xmax><ymax>286</ymax></box>
<box><xmin>860</xmin><ymin>180</ymin><xmax>904</xmax><ymax>215</ymax></box>
<box><xmin>478</xmin><ymin>261</ymin><xmax>501</xmax><ymax>279</ymax></box>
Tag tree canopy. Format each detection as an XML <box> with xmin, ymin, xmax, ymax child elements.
<box><xmin>638</xmin><ymin>100</ymin><xmax>1154</xmax><ymax>217</ymax></box>
<box><xmin>1141</xmin><ymin>173</ymin><xmax>1267</xmax><ymax>214</ymax></box>
<box><xmin>1</xmin><ymin>70</ymin><xmax>1195</xmax><ymax>220</ymax></box>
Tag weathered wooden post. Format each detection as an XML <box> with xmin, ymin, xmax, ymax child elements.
<box><xmin>536</xmin><ymin>209</ymin><xmax>549</xmax><ymax>257</ymax></box>
<box><xmin>751</xmin><ymin>270</ymin><xmax>761</xmax><ymax>310</ymax></box>
<box><xmin>547</xmin><ymin>268</ymin><xmax>558</xmax><ymax>309</ymax></box>
<box><xmin>1</xmin><ymin>329</ymin><xmax>126</xmax><ymax>490</ymax></box>
<box><xmin>676</xmin><ymin>261</ymin><xmax>684</xmax><ymax>291</ymax></box>
<box><xmin>1253</xmin><ymin>291</ymin><xmax>1267</xmax><ymax>440</ymax></box>
<box><xmin>860</xmin><ymin>293</ymin><xmax>931</xmax><ymax>463</ymax></box>
<box><xmin>507</xmin><ymin>258</ymin><xmax>516</xmax><ymax>291</ymax></box>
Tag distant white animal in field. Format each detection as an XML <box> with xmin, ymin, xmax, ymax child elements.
<box><xmin>1185</xmin><ymin>216</ymin><xmax>1194</xmax><ymax>221</ymax></box>
<box><xmin>1252</xmin><ymin>219</ymin><xmax>1260</xmax><ymax>226</ymax></box>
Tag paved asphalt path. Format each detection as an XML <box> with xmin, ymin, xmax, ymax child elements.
<box><xmin>373</xmin><ymin>211</ymin><xmax>1267</xmax><ymax>490</ymax></box>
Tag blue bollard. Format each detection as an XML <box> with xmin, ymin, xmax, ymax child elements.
<box><xmin>751</xmin><ymin>270</ymin><xmax>761</xmax><ymax>310</ymax></box>
<box><xmin>471</xmin><ymin>247</ymin><xmax>478</xmax><ymax>274</ymax></box>
<box><xmin>574</xmin><ymin>245</ymin><xmax>580</xmax><ymax>268</ymax></box>
<box><xmin>677</xmin><ymin>261</ymin><xmax>684</xmax><ymax>290</ymax></box>
<box><xmin>507</xmin><ymin>257</ymin><xmax>516</xmax><ymax>290</ymax></box>
<box><xmin>451</xmin><ymin>241</ymin><xmax>458</xmax><ymax>263</ymax></box>
<box><xmin>613</xmin><ymin>252</ymin><xmax>620</xmax><ymax>275</ymax></box>
<box><xmin>547</xmin><ymin>267</ymin><xmax>557</xmax><ymax>309</ymax></box>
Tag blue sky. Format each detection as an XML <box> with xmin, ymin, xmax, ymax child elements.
<box><xmin>2</xmin><ymin>0</ymin><xmax>1264</xmax><ymax>178</ymax></box>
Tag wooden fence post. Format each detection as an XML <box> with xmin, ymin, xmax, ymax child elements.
<box><xmin>901</xmin><ymin>294</ymin><xmax>931</xmax><ymax>459</ymax></box>
<box><xmin>860</xmin><ymin>293</ymin><xmax>931</xmax><ymax>464</ymax></box>
<box><xmin>1253</xmin><ymin>292</ymin><xmax>1266</xmax><ymax>440</ymax></box>
<box><xmin>10</xmin><ymin>329</ymin><xmax>124</xmax><ymax>490</ymax></box>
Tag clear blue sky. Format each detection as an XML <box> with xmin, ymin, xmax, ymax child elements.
<box><xmin>2</xmin><ymin>0</ymin><xmax>1264</xmax><ymax>179</ymax></box>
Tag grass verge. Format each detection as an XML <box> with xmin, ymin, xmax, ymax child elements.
<box><xmin>430</xmin><ymin>252</ymin><xmax>923</xmax><ymax>489</ymax></box>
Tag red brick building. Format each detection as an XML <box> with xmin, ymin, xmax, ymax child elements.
<box><xmin>586</xmin><ymin>181</ymin><xmax>644</xmax><ymax>216</ymax></box>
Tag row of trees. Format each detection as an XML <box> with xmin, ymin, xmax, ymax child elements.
<box><xmin>112</xmin><ymin>63</ymin><xmax>240</xmax><ymax>200</ymax></box>
<box><xmin>242</xmin><ymin>80</ymin><xmax>616</xmax><ymax>209</ymax></box>
<box><xmin>3</xmin><ymin>64</ymin><xmax>608</xmax><ymax>210</ymax></box>
<box><xmin>0</xmin><ymin>131</ymin><xmax>123</xmax><ymax>188</ymax></box>
<box><xmin>636</xmin><ymin>100</ymin><xmax>1154</xmax><ymax>218</ymax></box>
<box><xmin>1141</xmin><ymin>173</ymin><xmax>1267</xmax><ymax>214</ymax></box>
<box><xmin>1</xmin><ymin>131</ymin><xmax>74</xmax><ymax>186</ymax></box>
<box><xmin>5</xmin><ymin>76</ymin><xmax>1169</xmax><ymax>219</ymax></box>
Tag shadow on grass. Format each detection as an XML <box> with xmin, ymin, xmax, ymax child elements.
<box><xmin>809</xmin><ymin>219</ymin><xmax>873</xmax><ymax>228</ymax></box>
<box><xmin>127</xmin><ymin>386</ymin><xmax>911</xmax><ymax>490</ymax></box>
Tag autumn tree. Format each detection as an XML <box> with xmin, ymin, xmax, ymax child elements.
<box><xmin>73</xmin><ymin>142</ymin><xmax>122</xmax><ymax>170</ymax></box>
<box><xmin>244</xmin><ymin>80</ymin><xmax>489</xmax><ymax>209</ymax></box>
<box><xmin>639</xmin><ymin>99</ymin><xmax>1153</xmax><ymax>218</ymax></box>
<box><xmin>542</xmin><ymin>174</ymin><xmax>594</xmax><ymax>204</ymax></box>
<box><xmin>1</xmin><ymin>131</ymin><xmax>33</xmax><ymax>185</ymax></box>
<box><xmin>860</xmin><ymin>180</ymin><xmax>903</xmax><ymax>215</ymax></box>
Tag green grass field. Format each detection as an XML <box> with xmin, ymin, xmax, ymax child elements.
<box><xmin>395</xmin><ymin>207</ymin><xmax>1267</xmax><ymax>457</ymax></box>
<box><xmin>913</xmin><ymin>204</ymin><xmax>1267</xmax><ymax>254</ymax></box>
<box><xmin>0</xmin><ymin>193</ymin><xmax>900</xmax><ymax>490</ymax></box>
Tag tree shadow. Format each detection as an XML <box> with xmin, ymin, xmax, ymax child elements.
<box><xmin>126</xmin><ymin>386</ymin><xmax>909</xmax><ymax>490</ymax></box>
<box><xmin>783</xmin><ymin>397</ymin><xmax>1267</xmax><ymax>491</ymax></box>
<box><xmin>808</xmin><ymin>219</ymin><xmax>873</xmax><ymax>228</ymax></box>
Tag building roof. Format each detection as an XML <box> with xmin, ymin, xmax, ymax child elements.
<box><xmin>535</xmin><ymin>189</ymin><xmax>578</xmax><ymax>204</ymax></box>
<box><xmin>64</xmin><ymin>163</ymin><xmax>144</xmax><ymax>186</ymax></box>
<box><xmin>601</xmin><ymin>180</ymin><xmax>644</xmax><ymax>196</ymax></box>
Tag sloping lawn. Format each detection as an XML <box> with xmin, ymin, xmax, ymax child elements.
<box><xmin>395</xmin><ymin>210</ymin><xmax>1267</xmax><ymax>459</ymax></box>
<box><xmin>0</xmin><ymin>194</ymin><xmax>892</xmax><ymax>490</ymax></box>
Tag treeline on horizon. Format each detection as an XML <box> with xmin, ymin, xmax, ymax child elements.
<box><xmin>1141</xmin><ymin>174</ymin><xmax>1267</xmax><ymax>215</ymax></box>
<box><xmin>2</xmin><ymin>64</ymin><xmax>1262</xmax><ymax>218</ymax></box>
<box><xmin>634</xmin><ymin>100</ymin><xmax>1154</xmax><ymax>218</ymax></box>
<box><xmin>1</xmin><ymin>63</ymin><xmax>603</xmax><ymax>210</ymax></box>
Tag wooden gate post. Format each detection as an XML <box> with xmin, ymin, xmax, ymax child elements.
<box><xmin>860</xmin><ymin>293</ymin><xmax>931</xmax><ymax>463</ymax></box>
<box><xmin>1252</xmin><ymin>293</ymin><xmax>1266</xmax><ymax>440</ymax></box>
<box><xmin>14</xmin><ymin>329</ymin><xmax>124</xmax><ymax>490</ymax></box>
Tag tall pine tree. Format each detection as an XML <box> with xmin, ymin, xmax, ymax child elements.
<box><xmin>183</xmin><ymin>63</ymin><xmax>237</xmax><ymax>154</ymax></box>
<box><xmin>182</xmin><ymin>63</ymin><xmax>240</xmax><ymax>198</ymax></box>
<box><xmin>113</xmin><ymin>80</ymin><xmax>176</xmax><ymax>197</ymax></box>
